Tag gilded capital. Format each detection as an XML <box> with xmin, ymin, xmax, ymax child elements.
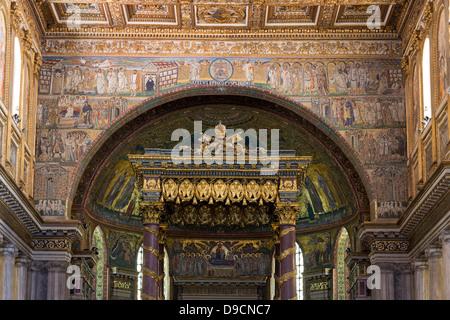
<box><xmin>140</xmin><ymin>202</ymin><xmax>165</xmax><ymax>225</ymax></box>
<box><xmin>34</xmin><ymin>55</ymin><xmax>42</xmax><ymax>76</ymax></box>
<box><xmin>401</xmin><ymin>56</ymin><xmax>409</xmax><ymax>79</ymax></box>
<box><xmin>274</xmin><ymin>202</ymin><xmax>300</xmax><ymax>225</ymax></box>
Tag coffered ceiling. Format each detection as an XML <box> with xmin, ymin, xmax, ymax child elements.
<box><xmin>29</xmin><ymin>0</ymin><xmax>410</xmax><ymax>39</ymax></box>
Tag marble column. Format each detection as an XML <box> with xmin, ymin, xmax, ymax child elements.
<box><xmin>440</xmin><ymin>230</ymin><xmax>450</xmax><ymax>300</ymax></box>
<box><xmin>0</xmin><ymin>243</ymin><xmax>18</xmax><ymax>300</ymax></box>
<box><xmin>14</xmin><ymin>255</ymin><xmax>30</xmax><ymax>300</ymax></box>
<box><xmin>412</xmin><ymin>257</ymin><xmax>429</xmax><ymax>300</ymax></box>
<box><xmin>45</xmin><ymin>262</ymin><xmax>69</xmax><ymax>300</ymax></box>
<box><xmin>395</xmin><ymin>263</ymin><xmax>412</xmax><ymax>300</ymax></box>
<box><xmin>371</xmin><ymin>263</ymin><xmax>395</xmax><ymax>300</ymax></box>
<box><xmin>27</xmin><ymin>261</ymin><xmax>45</xmax><ymax>300</ymax></box>
<box><xmin>425</xmin><ymin>244</ymin><xmax>444</xmax><ymax>300</ymax></box>
<box><xmin>275</xmin><ymin>204</ymin><xmax>299</xmax><ymax>300</ymax></box>
<box><xmin>141</xmin><ymin>203</ymin><xmax>164</xmax><ymax>300</ymax></box>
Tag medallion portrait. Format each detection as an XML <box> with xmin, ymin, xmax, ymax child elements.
<box><xmin>209</xmin><ymin>58</ymin><xmax>233</xmax><ymax>82</ymax></box>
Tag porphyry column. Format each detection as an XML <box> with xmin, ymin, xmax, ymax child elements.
<box><xmin>275</xmin><ymin>203</ymin><xmax>299</xmax><ymax>300</ymax></box>
<box><xmin>141</xmin><ymin>202</ymin><xmax>164</xmax><ymax>300</ymax></box>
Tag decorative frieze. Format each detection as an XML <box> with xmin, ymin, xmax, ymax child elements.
<box><xmin>161</xmin><ymin>178</ymin><xmax>280</xmax><ymax>207</ymax></box>
<box><xmin>309</xmin><ymin>280</ymin><xmax>328</xmax><ymax>292</ymax></box>
<box><xmin>32</xmin><ymin>238</ymin><xmax>70</xmax><ymax>250</ymax></box>
<box><xmin>371</xmin><ymin>239</ymin><xmax>409</xmax><ymax>253</ymax></box>
<box><xmin>41</xmin><ymin>38</ymin><xmax>402</xmax><ymax>57</ymax></box>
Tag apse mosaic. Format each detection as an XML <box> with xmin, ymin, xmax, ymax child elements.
<box><xmin>35</xmin><ymin>55</ymin><xmax>407</xmax><ymax>219</ymax></box>
<box><xmin>84</xmin><ymin>104</ymin><xmax>356</xmax><ymax>229</ymax></box>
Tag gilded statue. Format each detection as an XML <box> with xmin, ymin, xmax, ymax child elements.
<box><xmin>212</xmin><ymin>179</ymin><xmax>228</xmax><ymax>202</ymax></box>
<box><xmin>214</xmin><ymin>205</ymin><xmax>227</xmax><ymax>225</ymax></box>
<box><xmin>262</xmin><ymin>180</ymin><xmax>277</xmax><ymax>202</ymax></box>
<box><xmin>245</xmin><ymin>180</ymin><xmax>261</xmax><ymax>203</ymax></box>
<box><xmin>228</xmin><ymin>205</ymin><xmax>241</xmax><ymax>226</ymax></box>
<box><xmin>198</xmin><ymin>205</ymin><xmax>212</xmax><ymax>225</ymax></box>
<box><xmin>179</xmin><ymin>179</ymin><xmax>194</xmax><ymax>202</ymax></box>
<box><xmin>228</xmin><ymin>180</ymin><xmax>244</xmax><ymax>202</ymax></box>
<box><xmin>183</xmin><ymin>204</ymin><xmax>196</xmax><ymax>225</ymax></box>
<box><xmin>163</xmin><ymin>179</ymin><xmax>178</xmax><ymax>201</ymax></box>
<box><xmin>195</xmin><ymin>179</ymin><xmax>212</xmax><ymax>202</ymax></box>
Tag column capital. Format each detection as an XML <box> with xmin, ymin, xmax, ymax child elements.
<box><xmin>412</xmin><ymin>257</ymin><xmax>428</xmax><ymax>270</ymax></box>
<box><xmin>425</xmin><ymin>244</ymin><xmax>442</xmax><ymax>259</ymax></box>
<box><xmin>44</xmin><ymin>261</ymin><xmax>69</xmax><ymax>271</ymax></box>
<box><xmin>0</xmin><ymin>243</ymin><xmax>18</xmax><ymax>257</ymax></box>
<box><xmin>371</xmin><ymin>262</ymin><xmax>398</xmax><ymax>273</ymax></box>
<box><xmin>15</xmin><ymin>254</ymin><xmax>30</xmax><ymax>266</ymax></box>
<box><xmin>140</xmin><ymin>202</ymin><xmax>165</xmax><ymax>225</ymax></box>
<box><xmin>274</xmin><ymin>202</ymin><xmax>300</xmax><ymax>225</ymax></box>
<box><xmin>30</xmin><ymin>261</ymin><xmax>45</xmax><ymax>271</ymax></box>
<box><xmin>439</xmin><ymin>230</ymin><xmax>450</xmax><ymax>244</ymax></box>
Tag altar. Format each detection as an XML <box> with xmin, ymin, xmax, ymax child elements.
<box><xmin>173</xmin><ymin>276</ymin><xmax>268</xmax><ymax>300</ymax></box>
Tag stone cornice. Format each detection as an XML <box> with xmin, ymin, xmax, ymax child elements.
<box><xmin>0</xmin><ymin>165</ymin><xmax>83</xmax><ymax>251</ymax></box>
<box><xmin>401</xmin><ymin>0</ymin><xmax>435</xmax><ymax>56</ymax></box>
<box><xmin>398</xmin><ymin>161</ymin><xmax>450</xmax><ymax>237</ymax></box>
<box><xmin>0</xmin><ymin>165</ymin><xmax>43</xmax><ymax>235</ymax></box>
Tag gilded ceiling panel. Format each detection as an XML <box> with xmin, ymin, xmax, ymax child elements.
<box><xmin>30</xmin><ymin>0</ymin><xmax>410</xmax><ymax>38</ymax></box>
<box><xmin>264</xmin><ymin>5</ymin><xmax>319</xmax><ymax>26</ymax></box>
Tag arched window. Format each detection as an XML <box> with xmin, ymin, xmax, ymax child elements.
<box><xmin>22</xmin><ymin>64</ymin><xmax>30</xmax><ymax>135</ymax></box>
<box><xmin>333</xmin><ymin>227</ymin><xmax>350</xmax><ymax>300</ymax></box>
<box><xmin>136</xmin><ymin>245</ymin><xmax>143</xmax><ymax>300</ymax></box>
<box><xmin>93</xmin><ymin>226</ymin><xmax>107</xmax><ymax>300</ymax></box>
<box><xmin>422</xmin><ymin>37</ymin><xmax>432</xmax><ymax>122</ymax></box>
<box><xmin>0</xmin><ymin>12</ymin><xmax>7</xmax><ymax>102</ymax></box>
<box><xmin>136</xmin><ymin>245</ymin><xmax>170</xmax><ymax>300</ymax></box>
<box><xmin>295</xmin><ymin>242</ymin><xmax>304</xmax><ymax>300</ymax></box>
<box><xmin>11</xmin><ymin>36</ymin><xmax>21</xmax><ymax>117</ymax></box>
